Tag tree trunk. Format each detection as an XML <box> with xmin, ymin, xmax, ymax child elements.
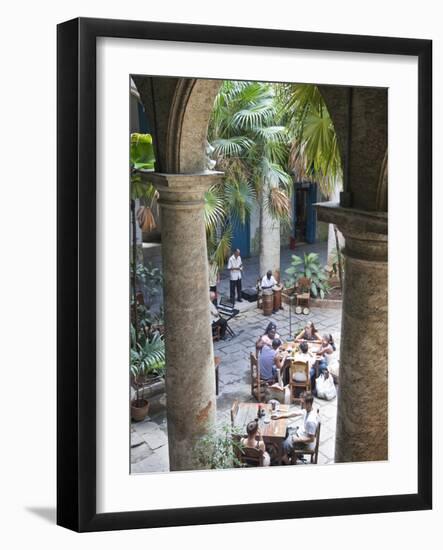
<box><xmin>333</xmin><ymin>224</ymin><xmax>344</xmax><ymax>291</ymax></box>
<box><xmin>259</xmin><ymin>179</ymin><xmax>280</xmax><ymax>278</ymax></box>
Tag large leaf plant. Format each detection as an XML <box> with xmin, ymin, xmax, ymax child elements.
<box><xmin>285</xmin><ymin>252</ymin><xmax>329</xmax><ymax>299</ymax></box>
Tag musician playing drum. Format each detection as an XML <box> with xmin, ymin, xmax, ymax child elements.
<box><xmin>260</xmin><ymin>270</ymin><xmax>278</xmax><ymax>291</ymax></box>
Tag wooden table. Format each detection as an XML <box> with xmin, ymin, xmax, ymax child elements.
<box><xmin>233</xmin><ymin>403</ymin><xmax>289</xmax><ymax>465</ymax></box>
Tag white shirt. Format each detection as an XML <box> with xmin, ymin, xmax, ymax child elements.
<box><xmin>301</xmin><ymin>409</ymin><xmax>318</xmax><ymax>438</ymax></box>
<box><xmin>209</xmin><ymin>301</ymin><xmax>220</xmax><ymax>322</ymax></box>
<box><xmin>227</xmin><ymin>254</ymin><xmax>242</xmax><ymax>281</ymax></box>
<box><xmin>261</xmin><ymin>275</ymin><xmax>277</xmax><ymax>290</ymax></box>
<box><xmin>292</xmin><ymin>352</ymin><xmax>314</xmax><ymax>382</ymax></box>
<box><xmin>208</xmin><ymin>261</ymin><xmax>218</xmax><ymax>287</ymax></box>
<box><xmin>294</xmin><ymin>351</ymin><xmax>315</xmax><ymax>368</ymax></box>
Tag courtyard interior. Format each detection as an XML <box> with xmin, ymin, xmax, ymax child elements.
<box><xmin>131</xmin><ymin>242</ymin><xmax>341</xmax><ymax>473</ymax></box>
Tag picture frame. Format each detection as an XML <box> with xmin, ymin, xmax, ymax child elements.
<box><xmin>57</xmin><ymin>17</ymin><xmax>432</xmax><ymax>532</ymax></box>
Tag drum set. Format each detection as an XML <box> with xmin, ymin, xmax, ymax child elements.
<box><xmin>261</xmin><ymin>285</ymin><xmax>310</xmax><ymax>316</ymax></box>
<box><xmin>294</xmin><ymin>305</ymin><xmax>310</xmax><ymax>315</ymax></box>
<box><xmin>262</xmin><ymin>284</ymin><xmax>283</xmax><ymax>316</ymax></box>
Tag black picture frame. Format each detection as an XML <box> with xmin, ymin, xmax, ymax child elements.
<box><xmin>57</xmin><ymin>17</ymin><xmax>432</xmax><ymax>532</ymax></box>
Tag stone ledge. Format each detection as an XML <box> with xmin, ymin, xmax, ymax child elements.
<box><xmin>315</xmin><ymin>202</ymin><xmax>387</xmax><ymax>237</ymax></box>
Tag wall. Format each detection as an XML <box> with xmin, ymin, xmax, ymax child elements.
<box><xmin>0</xmin><ymin>1</ymin><xmax>441</xmax><ymax>549</ymax></box>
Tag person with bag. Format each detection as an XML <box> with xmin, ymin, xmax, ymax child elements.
<box><xmin>315</xmin><ymin>369</ymin><xmax>337</xmax><ymax>400</ymax></box>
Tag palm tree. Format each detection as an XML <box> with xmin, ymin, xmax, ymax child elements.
<box><xmin>278</xmin><ymin>83</ymin><xmax>344</xmax><ymax>289</ymax></box>
<box><xmin>207</xmin><ymin>81</ymin><xmax>293</xmax><ymax>276</ymax></box>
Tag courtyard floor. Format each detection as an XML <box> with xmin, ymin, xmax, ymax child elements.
<box><xmin>131</xmin><ymin>300</ymin><xmax>341</xmax><ymax>473</ymax></box>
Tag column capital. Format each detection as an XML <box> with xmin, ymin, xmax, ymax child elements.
<box><xmin>140</xmin><ymin>170</ymin><xmax>223</xmax><ymax>208</ymax></box>
<box><xmin>316</xmin><ymin>202</ymin><xmax>388</xmax><ymax>262</ymax></box>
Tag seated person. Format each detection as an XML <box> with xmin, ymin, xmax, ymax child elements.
<box><xmin>260</xmin><ymin>270</ymin><xmax>278</xmax><ymax>291</ymax></box>
<box><xmin>311</xmin><ymin>333</ymin><xmax>335</xmax><ymax>389</ymax></box>
<box><xmin>294</xmin><ymin>321</ymin><xmax>321</xmax><ymax>342</ymax></box>
<box><xmin>280</xmin><ymin>391</ymin><xmax>318</xmax><ymax>463</ymax></box>
<box><xmin>209</xmin><ymin>291</ymin><xmax>227</xmax><ymax>339</ymax></box>
<box><xmin>256</xmin><ymin>322</ymin><xmax>280</xmax><ymax>354</ymax></box>
<box><xmin>258</xmin><ymin>338</ymin><xmax>283</xmax><ymax>383</ymax></box>
<box><xmin>292</xmin><ymin>341</ymin><xmax>315</xmax><ymax>382</ymax></box>
<box><xmin>241</xmin><ymin>419</ymin><xmax>271</xmax><ymax>467</ymax></box>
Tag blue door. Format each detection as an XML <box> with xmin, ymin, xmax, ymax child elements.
<box><xmin>231</xmin><ymin>217</ymin><xmax>250</xmax><ymax>258</ymax></box>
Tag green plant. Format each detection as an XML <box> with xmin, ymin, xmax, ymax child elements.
<box><xmin>130</xmin><ymin>133</ymin><xmax>157</xmax><ymax>342</ymax></box>
<box><xmin>195</xmin><ymin>424</ymin><xmax>245</xmax><ymax>470</ymax></box>
<box><xmin>131</xmin><ymin>327</ymin><xmax>165</xmax><ymax>375</ymax></box>
<box><xmin>130</xmin><ymin>133</ymin><xmax>155</xmax><ymax>171</ymax></box>
<box><xmin>130</xmin><ymin>327</ymin><xmax>166</xmax><ymax>402</ymax></box>
<box><xmin>285</xmin><ymin>252</ymin><xmax>329</xmax><ymax>299</ymax></box>
<box><xmin>131</xmin><ymin>262</ymin><xmax>163</xmax><ymax>305</ymax></box>
<box><xmin>277</xmin><ymin>83</ymin><xmax>342</xmax><ymax>199</ymax></box>
<box><xmin>135</xmin><ymin>303</ymin><xmax>164</xmax><ymax>337</ymax></box>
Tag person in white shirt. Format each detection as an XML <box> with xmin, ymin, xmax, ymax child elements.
<box><xmin>227</xmin><ymin>248</ymin><xmax>243</xmax><ymax>305</ymax></box>
<box><xmin>292</xmin><ymin>341</ymin><xmax>316</xmax><ymax>383</ymax></box>
<box><xmin>275</xmin><ymin>392</ymin><xmax>319</xmax><ymax>463</ymax></box>
<box><xmin>260</xmin><ymin>270</ymin><xmax>278</xmax><ymax>291</ymax></box>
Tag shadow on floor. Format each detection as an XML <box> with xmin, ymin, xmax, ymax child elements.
<box><xmin>26</xmin><ymin>506</ymin><xmax>56</xmax><ymax>524</ymax></box>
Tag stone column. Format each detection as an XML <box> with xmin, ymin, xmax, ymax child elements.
<box><xmin>317</xmin><ymin>204</ymin><xmax>388</xmax><ymax>462</ymax></box>
<box><xmin>148</xmin><ymin>170</ymin><xmax>223</xmax><ymax>471</ymax></box>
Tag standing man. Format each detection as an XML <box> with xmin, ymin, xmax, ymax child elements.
<box><xmin>227</xmin><ymin>248</ymin><xmax>243</xmax><ymax>305</ymax></box>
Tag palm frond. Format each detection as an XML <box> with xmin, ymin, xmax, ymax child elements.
<box><xmin>260</xmin><ymin>158</ymin><xmax>293</xmax><ymax>193</ymax></box>
<box><xmin>264</xmin><ymin>186</ymin><xmax>291</xmax><ymax>223</ymax></box>
<box><xmin>212</xmin><ymin>136</ymin><xmax>254</xmax><ymax>158</ymax></box>
<box><xmin>204</xmin><ymin>184</ymin><xmax>226</xmax><ymax>232</ymax></box>
<box><xmin>208</xmin><ymin>226</ymin><xmax>232</xmax><ymax>269</ymax></box>
<box><xmin>224</xmin><ymin>179</ymin><xmax>256</xmax><ymax>226</ymax></box>
<box><xmin>254</xmin><ymin>125</ymin><xmax>287</xmax><ymax>143</ymax></box>
<box><xmin>232</xmin><ymin>99</ymin><xmax>275</xmax><ymax>130</ymax></box>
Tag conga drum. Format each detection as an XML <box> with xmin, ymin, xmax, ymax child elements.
<box><xmin>262</xmin><ymin>289</ymin><xmax>273</xmax><ymax>316</ymax></box>
<box><xmin>273</xmin><ymin>284</ymin><xmax>282</xmax><ymax>311</ymax></box>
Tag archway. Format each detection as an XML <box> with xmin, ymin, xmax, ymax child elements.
<box><xmin>133</xmin><ymin>75</ymin><xmax>388</xmax><ymax>469</ymax></box>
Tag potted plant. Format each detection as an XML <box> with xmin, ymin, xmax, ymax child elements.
<box><xmin>130</xmin><ymin>326</ymin><xmax>166</xmax><ymax>421</ymax></box>
<box><xmin>284</xmin><ymin>252</ymin><xmax>329</xmax><ymax>299</ymax></box>
<box><xmin>195</xmin><ymin>424</ymin><xmax>245</xmax><ymax>469</ymax></box>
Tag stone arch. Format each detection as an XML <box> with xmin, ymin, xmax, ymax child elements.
<box><xmin>135</xmin><ymin>76</ymin><xmax>388</xmax><ymax>467</ymax></box>
<box><xmin>166</xmin><ymin>78</ymin><xmax>222</xmax><ymax>173</ymax></box>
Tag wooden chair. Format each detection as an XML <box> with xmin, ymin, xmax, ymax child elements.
<box><xmin>212</xmin><ymin>323</ymin><xmax>221</xmax><ymax>342</ymax></box>
<box><xmin>288</xmin><ymin>360</ymin><xmax>311</xmax><ymax>403</ymax></box>
<box><xmin>267</xmin><ymin>382</ymin><xmax>288</xmax><ymax>404</ymax></box>
<box><xmin>217</xmin><ymin>297</ymin><xmax>239</xmax><ymax>337</ymax></box>
<box><xmin>230</xmin><ymin>399</ymin><xmax>239</xmax><ymax>426</ymax></box>
<box><xmin>296</xmin><ymin>277</ymin><xmax>311</xmax><ymax>310</ymax></box>
<box><xmin>239</xmin><ymin>446</ymin><xmax>265</xmax><ymax>467</ymax></box>
<box><xmin>292</xmin><ymin>410</ymin><xmax>321</xmax><ymax>465</ymax></box>
<box><xmin>250</xmin><ymin>352</ymin><xmax>267</xmax><ymax>402</ymax></box>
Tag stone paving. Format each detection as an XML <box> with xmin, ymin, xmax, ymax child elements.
<box><xmin>131</xmin><ymin>301</ymin><xmax>341</xmax><ymax>473</ymax></box>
